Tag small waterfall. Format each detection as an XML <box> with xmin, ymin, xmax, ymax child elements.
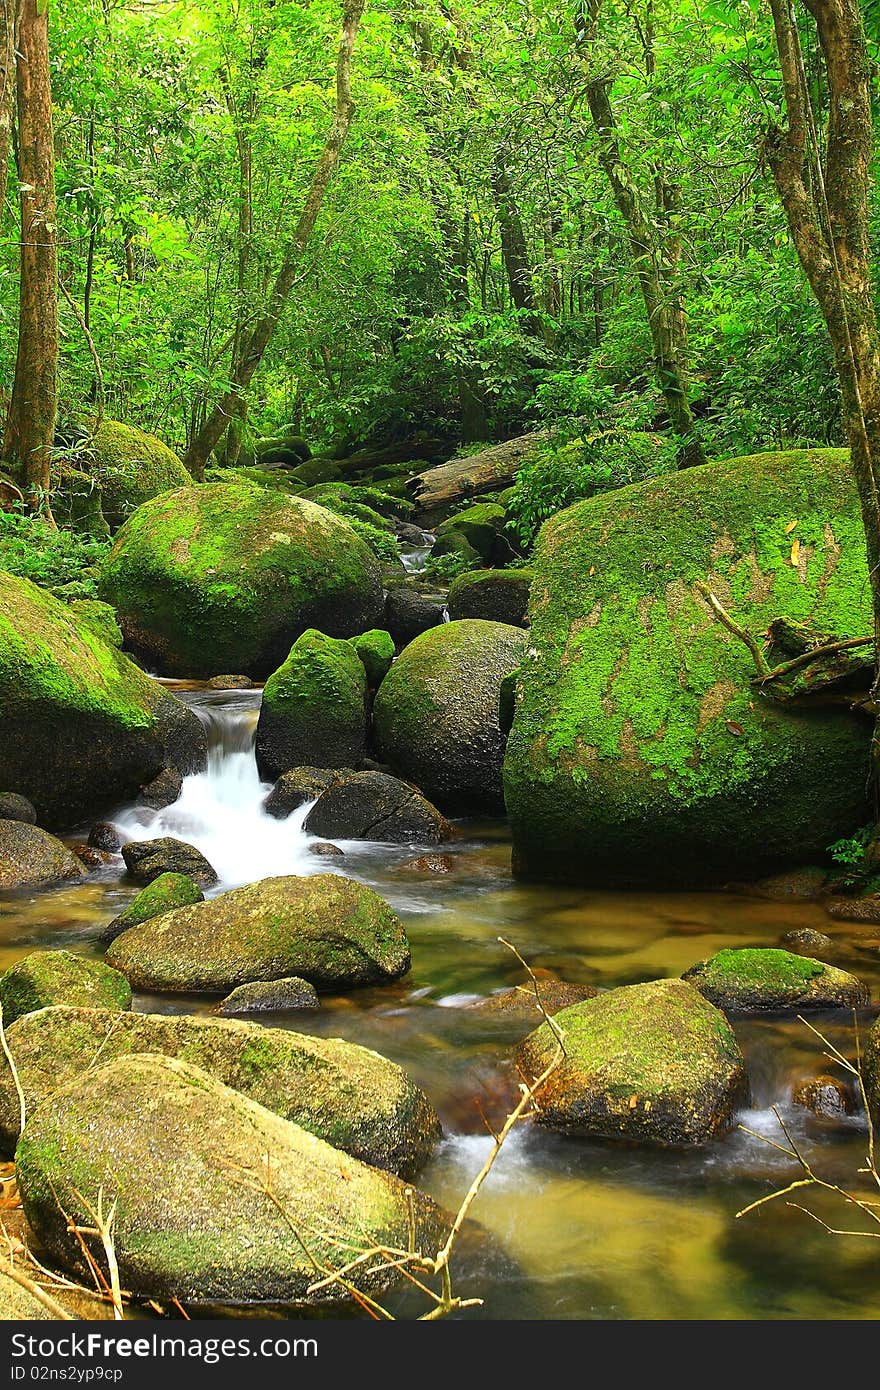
<box><xmin>114</xmin><ymin>690</ymin><xmax>319</xmax><ymax>889</ymax></box>
<box><xmin>399</xmin><ymin>529</ymin><xmax>436</xmax><ymax>574</ymax></box>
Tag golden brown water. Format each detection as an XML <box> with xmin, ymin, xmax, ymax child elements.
<box><xmin>3</xmin><ymin>689</ymin><xmax>880</xmax><ymax>1320</ymax></box>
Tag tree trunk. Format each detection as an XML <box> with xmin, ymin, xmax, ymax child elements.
<box><xmin>184</xmin><ymin>0</ymin><xmax>366</xmax><ymax>480</ymax></box>
<box><xmin>492</xmin><ymin>153</ymin><xmax>537</xmax><ymax>318</ymax></box>
<box><xmin>764</xmin><ymin>0</ymin><xmax>880</xmax><ymax>784</ymax></box>
<box><xmin>0</xmin><ymin>1</ymin><xmax>15</xmax><ymax>223</ymax></box>
<box><xmin>585</xmin><ymin>74</ymin><xmax>705</xmax><ymax>468</ymax></box>
<box><xmin>4</xmin><ymin>0</ymin><xmax>58</xmax><ymax>520</ymax></box>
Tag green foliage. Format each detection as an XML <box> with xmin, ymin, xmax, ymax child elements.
<box><xmin>507</xmin><ymin>431</ymin><xmax>678</xmax><ymax>547</ymax></box>
<box><xmin>0</xmin><ymin>511</ymin><xmax>110</xmax><ymax>599</ymax></box>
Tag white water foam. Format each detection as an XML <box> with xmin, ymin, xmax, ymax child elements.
<box><xmin>113</xmin><ymin>693</ymin><xmax>321</xmax><ymax>890</ymax></box>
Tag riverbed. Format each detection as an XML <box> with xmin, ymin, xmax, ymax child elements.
<box><xmin>3</xmin><ymin>687</ymin><xmax>880</xmax><ymax>1320</ymax></box>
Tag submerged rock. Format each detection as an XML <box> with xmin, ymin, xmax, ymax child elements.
<box><xmin>263</xmin><ymin>766</ymin><xmax>340</xmax><ymax>819</ymax></box>
<box><xmin>827</xmin><ymin>895</ymin><xmax>880</xmax><ymax>923</ymax></box>
<box><xmin>308</xmin><ymin>840</ymin><xmax>345</xmax><ymax>858</ymax></box>
<box><xmin>466</xmin><ymin>978</ymin><xmax>597</xmax><ymax>1023</ymax></box>
<box><xmin>0</xmin><ymin>793</ymin><xmax>36</xmax><ymax>825</ymax></box>
<box><xmin>778</xmin><ymin>928</ymin><xmax>835</xmax><ymax>956</ymax></box>
<box><xmin>206</xmin><ymin>674</ymin><xmax>253</xmax><ymax>690</ymax></box>
<box><xmin>0</xmin><ymin>1006</ymin><xmax>439</xmax><ymax>1175</ymax></box>
<box><xmin>681</xmin><ymin>948</ymin><xmax>869</xmax><ymax>1014</ymax></box>
<box><xmin>304</xmin><ymin>771</ymin><xmax>450</xmax><ymax>844</ymax></box>
<box><xmin>88</xmin><ymin>821</ymin><xmax>121</xmax><ymax>852</ymax></box>
<box><xmin>255</xmin><ymin>630</ymin><xmax>368</xmax><ymax>780</ymax></box>
<box><xmin>98</xmin><ymin>483</ymin><xmax>384</xmax><ymax>678</ymax></box>
<box><xmin>106</xmin><ymin>874</ymin><xmax>411</xmax><ymax>992</ymax></box>
<box><xmin>792</xmin><ymin>1074</ymin><xmax>855</xmax><ymax>1120</ymax></box>
<box><xmin>99</xmin><ymin>871</ymin><xmax>205</xmax><ymax>945</ymax></box>
<box><xmin>515</xmin><ymin>978</ymin><xmax>749</xmax><ymax>1146</ymax></box>
<box><xmin>121</xmin><ymin>836</ymin><xmax>218</xmax><ymax>887</ymax></box>
<box><xmin>16</xmin><ymin>1054</ymin><xmax>447</xmax><ymax>1304</ymax></box>
<box><xmin>0</xmin><ymin>572</ymin><xmax>206</xmax><ymax>827</ymax></box>
<box><xmin>374</xmin><ymin>619</ymin><xmax>528</xmax><ymax>813</ymax></box>
<box><xmin>216</xmin><ymin>977</ymin><xmax>320</xmax><ymax>1015</ymax></box>
<box><xmin>0</xmin><ymin>951</ymin><xmax>131</xmax><ymax>1024</ymax></box>
<box><xmin>0</xmin><ymin>822</ymin><xmax>85</xmax><ymax>892</ymax></box>
<box><xmin>505</xmin><ymin>448</ymin><xmax>874</xmax><ymax>886</ymax></box>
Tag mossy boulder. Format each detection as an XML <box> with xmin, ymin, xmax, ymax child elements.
<box><xmin>437</xmin><ymin>502</ymin><xmax>508</xmax><ymax>564</ymax></box>
<box><xmin>82</xmin><ymin>420</ymin><xmax>192</xmax><ymax>529</ymax></box>
<box><xmin>0</xmin><ymin>793</ymin><xmax>35</xmax><ymax>824</ymax></box>
<box><xmin>373</xmin><ymin>619</ymin><xmax>528</xmax><ymax>812</ymax></box>
<box><xmin>98</xmin><ymin>483</ymin><xmax>384</xmax><ymax>678</ymax></box>
<box><xmin>106</xmin><ymin>874</ymin><xmax>410</xmax><ymax>993</ymax></box>
<box><xmin>0</xmin><ymin>951</ymin><xmax>130</xmax><ymax>1024</ymax></box>
<box><xmin>351</xmin><ymin>628</ymin><xmax>395</xmax><ymax>687</ymax></box>
<box><xmin>0</xmin><ymin>1006</ymin><xmax>439</xmax><ymax>1175</ymax></box>
<box><xmin>861</xmin><ymin>1019</ymin><xmax>880</xmax><ymax>1126</ymax></box>
<box><xmin>0</xmin><ymin>822</ymin><xmax>85</xmax><ymax>891</ymax></box>
<box><xmin>51</xmin><ymin>466</ymin><xmax>110</xmax><ymax>539</ymax></box>
<box><xmin>447</xmin><ymin>569</ymin><xmax>532</xmax><ymax>626</ymax></box>
<box><xmin>66</xmin><ymin>599</ymin><xmax>123</xmax><ymax>648</ymax></box>
<box><xmin>383</xmin><ymin>583</ymin><xmax>446</xmax><ymax>648</ymax></box>
<box><xmin>16</xmin><ymin>1054</ymin><xmax>446</xmax><ymax>1305</ymax></box>
<box><xmin>304</xmin><ymin>771</ymin><xmax>451</xmax><ymax>844</ymax></box>
<box><xmin>263</xmin><ymin>766</ymin><xmax>339</xmax><ymax>818</ymax></box>
<box><xmin>100</xmin><ymin>871</ymin><xmax>204</xmax><ymax>945</ymax></box>
<box><xmin>0</xmin><ymin>572</ymin><xmax>206</xmax><ymax>827</ymax></box>
<box><xmin>515</xmin><ymin>978</ymin><xmax>749</xmax><ymax>1146</ymax></box>
<box><xmin>430</xmin><ymin>529</ymin><xmax>482</xmax><ymax>569</ymax></box>
<box><xmin>505</xmin><ymin>449</ymin><xmax>874</xmax><ymax>886</ymax></box>
<box><xmin>682</xmin><ymin>948</ymin><xmax>869</xmax><ymax>1014</ymax></box>
<box><xmin>121</xmin><ymin>837</ymin><xmax>217</xmax><ymax>887</ymax></box>
<box><xmin>255</xmin><ymin>631</ymin><xmax>367</xmax><ymax>781</ymax></box>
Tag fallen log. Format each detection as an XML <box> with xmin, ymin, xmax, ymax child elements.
<box><xmin>407</xmin><ymin>431</ymin><xmax>549</xmax><ymax>524</ymax></box>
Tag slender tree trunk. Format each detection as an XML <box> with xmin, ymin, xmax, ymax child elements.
<box><xmin>0</xmin><ymin>1</ymin><xmax>15</xmax><ymax>223</ymax></box>
<box><xmin>764</xmin><ymin>0</ymin><xmax>880</xmax><ymax>784</ymax></box>
<box><xmin>184</xmin><ymin>0</ymin><xmax>366</xmax><ymax>480</ymax></box>
<box><xmin>491</xmin><ymin>153</ymin><xmax>537</xmax><ymax>318</ymax></box>
<box><xmin>4</xmin><ymin>0</ymin><xmax>58</xmax><ymax>519</ymax></box>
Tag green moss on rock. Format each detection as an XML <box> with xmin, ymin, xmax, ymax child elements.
<box><xmin>83</xmin><ymin>420</ymin><xmax>192</xmax><ymax>529</ymax></box>
<box><xmin>505</xmin><ymin>449</ymin><xmax>874</xmax><ymax>885</ymax></box>
<box><xmin>101</xmin><ymin>871</ymin><xmax>204</xmax><ymax>944</ymax></box>
<box><xmin>682</xmin><ymin>947</ymin><xmax>869</xmax><ymax>1013</ymax></box>
<box><xmin>255</xmin><ymin>630</ymin><xmax>367</xmax><ymax>780</ymax></box>
<box><xmin>0</xmin><ymin>950</ymin><xmax>130</xmax><ymax>1024</ymax></box>
<box><xmin>373</xmin><ymin>619</ymin><xmax>528</xmax><ymax>812</ymax></box>
<box><xmin>51</xmin><ymin>466</ymin><xmax>110</xmax><ymax>539</ymax></box>
<box><xmin>447</xmin><ymin>568</ymin><xmax>533</xmax><ymax>626</ymax></box>
<box><xmin>16</xmin><ymin>1054</ymin><xmax>446</xmax><ymax>1305</ymax></box>
<box><xmin>66</xmin><ymin>599</ymin><xmax>123</xmax><ymax>648</ymax></box>
<box><xmin>0</xmin><ymin>571</ymin><xmax>205</xmax><ymax>826</ymax></box>
<box><xmin>351</xmin><ymin>629</ymin><xmax>395</xmax><ymax>687</ymax></box>
<box><xmin>98</xmin><ymin>483</ymin><xmax>384</xmax><ymax>677</ymax></box>
<box><xmin>515</xmin><ymin>977</ymin><xmax>749</xmax><ymax>1146</ymax></box>
<box><xmin>106</xmin><ymin>873</ymin><xmax>411</xmax><ymax>992</ymax></box>
<box><xmin>0</xmin><ymin>1005</ymin><xmax>439</xmax><ymax>1175</ymax></box>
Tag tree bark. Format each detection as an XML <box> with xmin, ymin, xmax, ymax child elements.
<box><xmin>4</xmin><ymin>0</ymin><xmax>58</xmax><ymax>519</ymax></box>
<box><xmin>0</xmin><ymin>1</ymin><xmax>15</xmax><ymax>224</ymax></box>
<box><xmin>585</xmin><ymin>74</ymin><xmax>705</xmax><ymax>468</ymax></box>
<box><xmin>184</xmin><ymin>0</ymin><xmax>366</xmax><ymax>479</ymax></box>
<box><xmin>491</xmin><ymin>153</ymin><xmax>537</xmax><ymax>318</ymax></box>
<box><xmin>764</xmin><ymin>0</ymin><xmax>880</xmax><ymax>783</ymax></box>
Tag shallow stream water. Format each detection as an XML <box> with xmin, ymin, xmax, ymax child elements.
<box><xmin>3</xmin><ymin>688</ymin><xmax>880</xmax><ymax>1319</ymax></box>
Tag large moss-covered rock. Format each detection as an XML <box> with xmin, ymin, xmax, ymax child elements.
<box><xmin>0</xmin><ymin>822</ymin><xmax>85</xmax><ymax>891</ymax></box>
<box><xmin>505</xmin><ymin>449</ymin><xmax>873</xmax><ymax>885</ymax></box>
<box><xmin>98</xmin><ymin>483</ymin><xmax>384</xmax><ymax>677</ymax></box>
<box><xmin>373</xmin><ymin>619</ymin><xmax>528</xmax><ymax>812</ymax></box>
<box><xmin>682</xmin><ymin>948</ymin><xmax>869</xmax><ymax>1014</ymax></box>
<box><xmin>447</xmin><ymin>568</ymin><xmax>532</xmax><ymax>626</ymax></box>
<box><xmin>0</xmin><ymin>572</ymin><xmax>206</xmax><ymax>826</ymax></box>
<box><xmin>16</xmin><ymin>1054</ymin><xmax>446</xmax><ymax>1305</ymax></box>
<box><xmin>100</xmin><ymin>871</ymin><xmax>204</xmax><ymax>945</ymax></box>
<box><xmin>106</xmin><ymin>874</ymin><xmax>410</xmax><ymax>992</ymax></box>
<box><xmin>351</xmin><ymin>629</ymin><xmax>395</xmax><ymax>687</ymax></box>
<box><xmin>0</xmin><ymin>951</ymin><xmax>130</xmax><ymax>1023</ymax></box>
<box><xmin>515</xmin><ymin>978</ymin><xmax>749</xmax><ymax>1146</ymax></box>
<box><xmin>436</xmin><ymin>502</ymin><xmax>507</xmax><ymax>563</ymax></box>
<box><xmin>0</xmin><ymin>1006</ymin><xmax>439</xmax><ymax>1175</ymax></box>
<box><xmin>255</xmin><ymin>630</ymin><xmax>367</xmax><ymax>780</ymax></box>
<box><xmin>51</xmin><ymin>466</ymin><xmax>110</xmax><ymax>539</ymax></box>
<box><xmin>83</xmin><ymin>420</ymin><xmax>192</xmax><ymax>529</ymax></box>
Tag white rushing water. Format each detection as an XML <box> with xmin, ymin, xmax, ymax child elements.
<box><xmin>399</xmin><ymin>529</ymin><xmax>436</xmax><ymax>574</ymax></box>
<box><xmin>114</xmin><ymin>691</ymin><xmax>320</xmax><ymax>889</ymax></box>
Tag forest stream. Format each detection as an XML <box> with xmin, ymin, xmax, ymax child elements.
<box><xmin>4</xmin><ymin>686</ymin><xmax>880</xmax><ymax>1321</ymax></box>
